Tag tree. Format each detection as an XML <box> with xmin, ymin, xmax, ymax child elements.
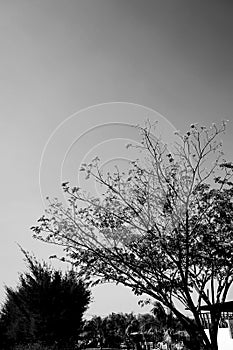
<box><xmin>82</xmin><ymin>310</ymin><xmax>184</xmax><ymax>349</ymax></box>
<box><xmin>32</xmin><ymin>121</ymin><xmax>233</xmax><ymax>350</ymax></box>
<box><xmin>82</xmin><ymin>315</ymin><xmax>105</xmax><ymax>348</ymax></box>
<box><xmin>0</xmin><ymin>249</ymin><xmax>91</xmax><ymax>349</ymax></box>
<box><xmin>83</xmin><ymin>312</ymin><xmax>136</xmax><ymax>349</ymax></box>
<box><xmin>150</xmin><ymin>302</ymin><xmax>188</xmax><ymax>347</ymax></box>
<box><xmin>103</xmin><ymin>312</ymin><xmax>133</xmax><ymax>348</ymax></box>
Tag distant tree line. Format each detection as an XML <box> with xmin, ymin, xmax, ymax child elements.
<box><xmin>81</xmin><ymin>304</ymin><xmax>188</xmax><ymax>350</ymax></box>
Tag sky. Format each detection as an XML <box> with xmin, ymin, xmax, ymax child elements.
<box><xmin>1</xmin><ymin>0</ymin><xmax>233</xmax><ymax>318</ymax></box>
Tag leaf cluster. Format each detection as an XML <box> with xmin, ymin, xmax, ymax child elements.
<box><xmin>0</xmin><ymin>250</ymin><xmax>91</xmax><ymax>349</ymax></box>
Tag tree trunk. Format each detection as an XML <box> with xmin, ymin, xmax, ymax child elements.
<box><xmin>186</xmin><ymin>325</ymin><xmax>219</xmax><ymax>350</ymax></box>
<box><xmin>187</xmin><ymin>329</ymin><xmax>205</xmax><ymax>350</ymax></box>
<box><xmin>208</xmin><ymin>312</ymin><xmax>220</xmax><ymax>350</ymax></box>
<box><xmin>173</xmin><ymin>316</ymin><xmax>211</xmax><ymax>350</ymax></box>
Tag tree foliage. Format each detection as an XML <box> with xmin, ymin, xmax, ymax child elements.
<box><xmin>32</xmin><ymin>121</ymin><xmax>233</xmax><ymax>350</ymax></box>
<box><xmin>0</xmin><ymin>249</ymin><xmax>91</xmax><ymax>349</ymax></box>
<box><xmin>82</xmin><ymin>309</ymin><xmax>184</xmax><ymax>349</ymax></box>
<box><xmin>82</xmin><ymin>313</ymin><xmax>133</xmax><ymax>348</ymax></box>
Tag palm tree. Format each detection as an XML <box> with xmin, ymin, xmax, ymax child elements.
<box><xmin>152</xmin><ymin>302</ymin><xmax>181</xmax><ymax>346</ymax></box>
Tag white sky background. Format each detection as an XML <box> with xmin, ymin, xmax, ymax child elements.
<box><xmin>1</xmin><ymin>0</ymin><xmax>233</xmax><ymax>317</ymax></box>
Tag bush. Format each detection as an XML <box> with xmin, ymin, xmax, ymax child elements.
<box><xmin>0</xmin><ymin>249</ymin><xmax>91</xmax><ymax>349</ymax></box>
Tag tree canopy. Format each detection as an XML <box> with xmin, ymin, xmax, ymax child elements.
<box><xmin>32</xmin><ymin>121</ymin><xmax>233</xmax><ymax>350</ymax></box>
<box><xmin>0</xmin><ymin>249</ymin><xmax>91</xmax><ymax>349</ymax></box>
<box><xmin>82</xmin><ymin>309</ymin><xmax>184</xmax><ymax>349</ymax></box>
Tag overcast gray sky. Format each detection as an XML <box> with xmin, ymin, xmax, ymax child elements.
<box><xmin>1</xmin><ymin>0</ymin><xmax>233</xmax><ymax>317</ymax></box>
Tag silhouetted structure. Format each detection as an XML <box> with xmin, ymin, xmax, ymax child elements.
<box><xmin>200</xmin><ymin>301</ymin><xmax>233</xmax><ymax>331</ymax></box>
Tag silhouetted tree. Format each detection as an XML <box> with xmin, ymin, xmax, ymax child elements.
<box><xmin>32</xmin><ymin>121</ymin><xmax>233</xmax><ymax>350</ymax></box>
<box><xmin>82</xmin><ymin>310</ymin><xmax>184</xmax><ymax>349</ymax></box>
<box><xmin>104</xmin><ymin>312</ymin><xmax>135</xmax><ymax>348</ymax></box>
<box><xmin>82</xmin><ymin>313</ymin><xmax>137</xmax><ymax>349</ymax></box>
<box><xmin>0</xmin><ymin>249</ymin><xmax>91</xmax><ymax>349</ymax></box>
